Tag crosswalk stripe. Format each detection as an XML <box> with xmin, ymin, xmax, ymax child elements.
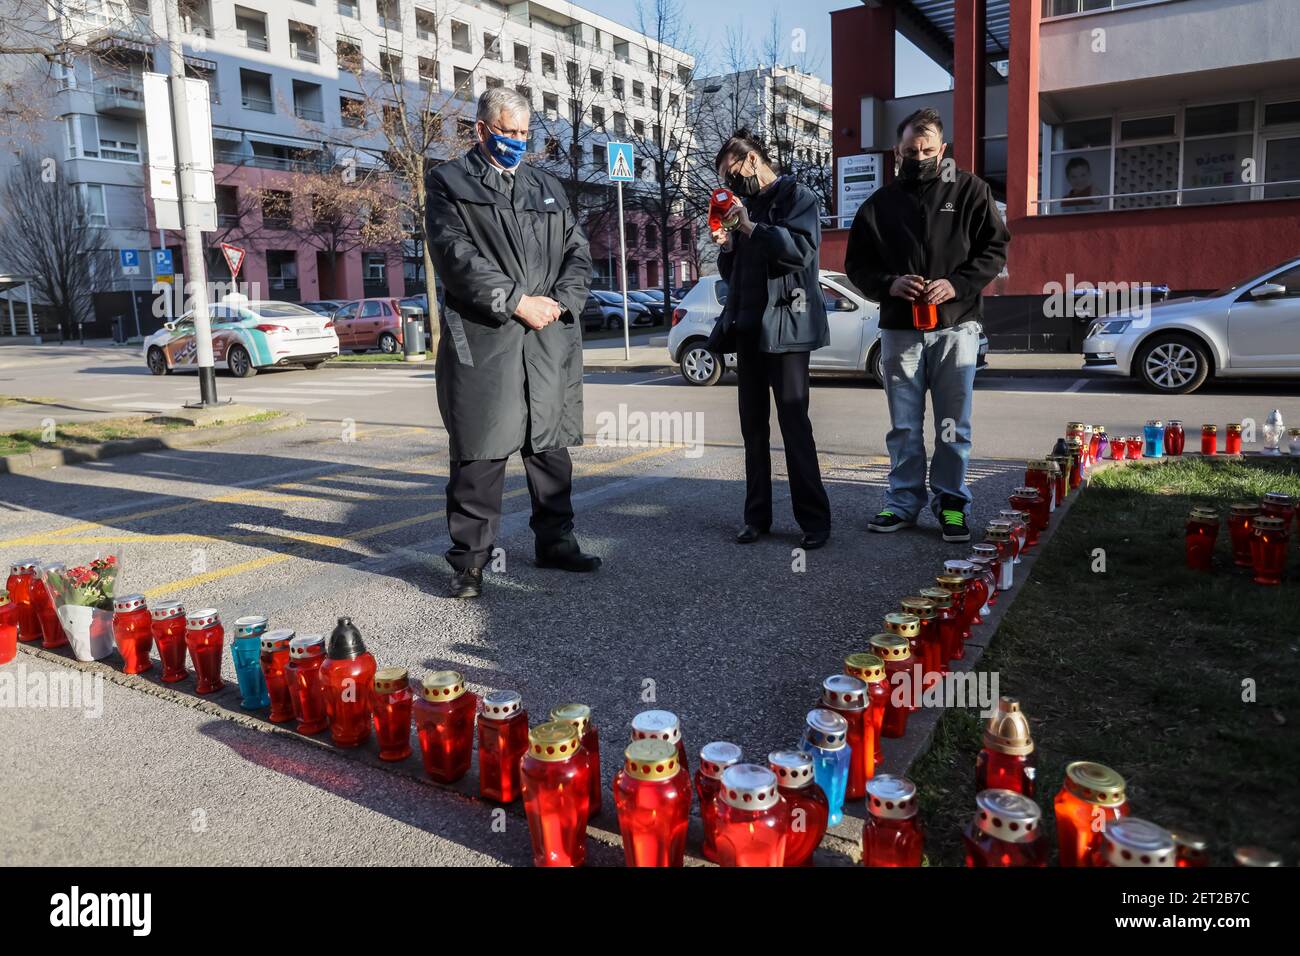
<box><xmin>223</xmin><ymin>395</ymin><xmax>325</xmax><ymax>405</ymax></box>
<box><xmin>238</xmin><ymin>387</ymin><xmax>384</xmax><ymax>398</ymax></box>
<box><xmin>83</xmin><ymin>392</ymin><xmax>151</xmax><ymax>401</ymax></box>
<box><xmin>109</xmin><ymin>401</ymin><xmax>183</xmax><ymax>411</ymax></box>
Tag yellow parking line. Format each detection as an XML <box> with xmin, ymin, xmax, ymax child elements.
<box><xmin>141</xmin><ymin>445</ymin><xmax>679</xmax><ymax>598</ymax></box>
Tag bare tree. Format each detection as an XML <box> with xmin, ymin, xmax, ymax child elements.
<box><xmin>0</xmin><ymin>153</ymin><xmax>106</xmax><ymax>335</ymax></box>
<box><xmin>759</xmin><ymin>13</ymin><xmax>833</xmax><ymax>216</ymax></box>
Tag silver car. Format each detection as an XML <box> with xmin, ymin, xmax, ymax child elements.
<box><xmin>667</xmin><ymin>272</ymin><xmax>988</xmax><ymax>386</ymax></box>
<box><xmin>1081</xmin><ymin>256</ymin><xmax>1300</xmax><ymax>394</ymax></box>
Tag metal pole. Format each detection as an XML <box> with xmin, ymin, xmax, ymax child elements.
<box><xmin>617</xmin><ymin>180</ymin><xmax>630</xmax><ymax>361</ymax></box>
<box><xmin>129</xmin><ymin>278</ymin><xmax>141</xmax><ymax>338</ymax></box>
<box><xmin>24</xmin><ymin>280</ymin><xmax>34</xmax><ymax>336</ymax></box>
<box><xmin>7</xmin><ymin>287</ymin><xmax>14</xmax><ymax>336</ymax></box>
<box><xmin>161</xmin><ymin>0</ymin><xmax>217</xmax><ymax>405</ymax></box>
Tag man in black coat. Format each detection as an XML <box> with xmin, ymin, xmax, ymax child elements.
<box><xmin>425</xmin><ymin>89</ymin><xmax>601</xmax><ymax>598</ymax></box>
<box><xmin>845</xmin><ymin>107</ymin><xmax>1008</xmax><ymax>543</ymax></box>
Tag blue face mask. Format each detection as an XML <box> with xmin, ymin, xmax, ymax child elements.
<box><xmin>486</xmin><ymin>131</ymin><xmax>527</xmax><ymax>169</ymax></box>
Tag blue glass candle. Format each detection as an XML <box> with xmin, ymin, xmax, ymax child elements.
<box><xmin>798</xmin><ymin>709</ymin><xmax>850</xmax><ymax>827</ymax></box>
<box><xmin>1143</xmin><ymin>420</ymin><xmax>1165</xmax><ymax>458</ymax></box>
<box><xmin>231</xmin><ymin>615</ymin><xmax>271</xmax><ymax>709</ymax></box>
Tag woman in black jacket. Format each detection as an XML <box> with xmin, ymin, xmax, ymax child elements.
<box><xmin>712</xmin><ymin>131</ymin><xmax>831</xmax><ymax>549</ymax></box>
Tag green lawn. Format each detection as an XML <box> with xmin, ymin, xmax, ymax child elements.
<box><xmin>1</xmin><ymin>408</ymin><xmax>282</xmax><ymax>456</ymax></box>
<box><xmin>912</xmin><ymin>456</ymin><xmax>1300</xmax><ymax>865</ymax></box>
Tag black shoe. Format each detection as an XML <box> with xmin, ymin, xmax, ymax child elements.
<box><xmin>939</xmin><ymin>498</ymin><xmax>971</xmax><ymax>543</ymax></box>
<box><xmin>450</xmin><ymin>567</ymin><xmax>482</xmax><ymax>599</ymax></box>
<box><xmin>800</xmin><ymin>530</ymin><xmax>830</xmax><ymax>550</ymax></box>
<box><xmin>868</xmin><ymin>510</ymin><xmax>915</xmax><ymax>533</ymax></box>
<box><xmin>735</xmin><ymin>524</ymin><xmax>769</xmax><ymax>544</ymax></box>
<box><xmin>536</xmin><ymin>544</ymin><xmax>603</xmax><ymax>572</ymax></box>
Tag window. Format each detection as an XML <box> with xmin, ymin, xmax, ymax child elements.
<box><xmin>590</xmin><ymin>106</ymin><xmax>604</xmax><ymax>129</ymax></box>
<box><xmin>361</xmin><ymin>300</ymin><xmax>384</xmax><ymax>316</ymax></box>
<box><xmin>453</xmin><ymin>67</ymin><xmax>473</xmax><ymax>99</ymax></box>
<box><xmin>484</xmin><ymin>33</ymin><xmax>501</xmax><ymax>61</ymax></box>
<box><xmin>613</xmin><ymin>112</ymin><xmax>626</xmax><ymax>135</ymax></box>
<box><xmin>566</xmin><ymin>60</ymin><xmax>578</xmax><ymax>84</ymax></box>
<box><xmin>626</xmin><ymin>223</ymin><xmax>639</xmax><ymax>243</ymax></box>
<box><xmin>340</xmin><ymin>95</ymin><xmax>365</xmax><ymax>127</ymax></box>
<box><xmin>266</xmin><ymin>250</ymin><xmax>299</xmax><ymax>290</ymax></box>
<box><xmin>541</xmin><ymin>52</ymin><xmax>556</xmax><ymax>78</ymax></box>
<box><xmin>633</xmin><ymin>119</ymin><xmax>644</xmax><ymax>137</ymax></box>
<box><xmin>612</xmin><ymin>76</ymin><xmax>624</xmax><ymax>99</ymax></box>
<box><xmin>338</xmin><ymin>0</ymin><xmax>359</xmax><ymax>18</ymax></box>
<box><xmin>679</xmin><ymin>225</ymin><xmax>690</xmax><ymax>249</ymax></box>
<box><xmin>542</xmin><ymin>92</ymin><xmax>558</xmax><ymax>119</ymax></box>
<box><xmin>1114</xmin><ymin>113</ymin><xmax>1180</xmax><ymax>209</ymax></box>
<box><xmin>645</xmin><ymin>224</ymin><xmax>658</xmax><ymax>246</ymax></box>
<box><xmin>515</xmin><ymin>85</ymin><xmax>531</xmax><ymax>107</ymax></box>
<box><xmin>293</xmin><ymin>80</ymin><xmax>323</xmax><ymax>122</ymax></box>
<box><xmin>261</xmin><ymin>190</ymin><xmax>292</xmax><ymax>229</ymax></box>
<box><xmin>217</xmin><ymin>185</ymin><xmax>239</xmax><ymax>226</ymax></box>
<box><xmin>337</xmin><ymin>38</ymin><xmax>361</xmax><ymax>73</ymax></box>
<box><xmin>485</xmin><ymin>76</ymin><xmax>503</xmax><ymax>90</ymax></box>
<box><xmin>418</xmin><ymin>57</ymin><xmax>438</xmax><ymax>90</ymax></box>
<box><xmin>81</xmin><ymin>184</ymin><xmax>107</xmax><ymax>225</ymax></box>
<box><xmin>544</xmin><ymin>136</ymin><xmax>559</xmax><ymax>159</ymax></box>
<box><xmin>451</xmin><ymin>20</ymin><xmax>471</xmax><ymax>53</ymax></box>
<box><xmin>289</xmin><ymin>21</ymin><xmax>318</xmax><ymax>62</ymax></box>
<box><xmin>380</xmin><ymin>50</ymin><xmax>402</xmax><ymax>82</ymax></box>
<box><xmin>376</xmin><ymin>0</ymin><xmax>400</xmax><ymax>31</ymax></box>
<box><xmin>590</xmin><ymin>68</ymin><xmax>603</xmax><ymax>92</ymax></box>
<box><xmin>634</xmin><ymin>157</ymin><xmax>644</xmax><ymax>179</ymax></box>
<box><xmin>240</xmin><ymin>68</ymin><xmax>273</xmax><ymax>113</ymax></box>
<box><xmin>514</xmin><ymin>43</ymin><xmax>530</xmax><ymax>72</ymax></box>
<box><xmin>591</xmin><ymin>144</ymin><xmax>602</xmax><ymax>167</ymax></box>
<box><xmin>364</xmin><ymin>254</ymin><xmax>386</xmax><ymax>281</ymax></box>
<box><xmin>1183</xmin><ymin>102</ymin><xmax>1254</xmax><ymax>205</ymax></box>
<box><xmin>415</xmin><ymin>7</ymin><xmax>435</xmax><ymax>40</ymax></box>
<box><xmin>632</xmin><ymin>79</ymin><xmax>644</xmax><ymax>104</ymax></box>
<box><xmin>234</xmin><ymin>6</ymin><xmax>268</xmax><ymax>51</ymax></box>
<box><xmin>97</xmin><ymin>115</ymin><xmax>140</xmax><ymax>162</ymax></box>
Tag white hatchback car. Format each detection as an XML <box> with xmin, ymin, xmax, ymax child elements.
<box><xmin>666</xmin><ymin>272</ymin><xmax>988</xmax><ymax>386</ymax></box>
<box><xmin>1081</xmin><ymin>256</ymin><xmax>1300</xmax><ymax>394</ymax></box>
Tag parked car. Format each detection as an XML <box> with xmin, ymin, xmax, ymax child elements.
<box><xmin>629</xmin><ymin>289</ymin><xmax>673</xmax><ymax>324</ymax></box>
<box><xmin>143</xmin><ymin>299</ymin><xmax>339</xmax><ymax>378</ymax></box>
<box><xmin>581</xmin><ymin>292</ymin><xmax>653</xmax><ymax>332</ymax></box>
<box><xmin>666</xmin><ymin>273</ymin><xmax>988</xmax><ymax>387</ymax></box>
<box><xmin>1081</xmin><ymin>256</ymin><xmax>1300</xmax><ymax>394</ymax></box>
<box><xmin>301</xmin><ymin>299</ymin><xmax>346</xmax><ymax>317</ymax></box>
<box><xmin>332</xmin><ymin>297</ymin><xmax>407</xmax><ymax>353</ymax></box>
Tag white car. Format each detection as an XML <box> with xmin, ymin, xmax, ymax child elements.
<box><xmin>143</xmin><ymin>300</ymin><xmax>340</xmax><ymax>378</ymax></box>
<box><xmin>1081</xmin><ymin>256</ymin><xmax>1300</xmax><ymax>394</ymax></box>
<box><xmin>666</xmin><ymin>272</ymin><xmax>989</xmax><ymax>386</ymax></box>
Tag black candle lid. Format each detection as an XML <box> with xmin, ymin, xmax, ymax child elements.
<box><xmin>326</xmin><ymin>616</ymin><xmax>368</xmax><ymax>660</ymax></box>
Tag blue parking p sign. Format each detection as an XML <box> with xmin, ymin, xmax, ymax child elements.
<box><xmin>152</xmin><ymin>249</ymin><xmax>174</xmax><ymax>277</ymax></box>
<box><xmin>119</xmin><ymin>249</ymin><xmax>140</xmax><ymax>275</ymax></box>
<box><xmin>606</xmin><ymin>142</ymin><xmax>634</xmax><ymax>182</ymax></box>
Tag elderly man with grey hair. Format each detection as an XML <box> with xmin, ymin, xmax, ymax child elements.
<box><xmin>425</xmin><ymin>87</ymin><xmax>599</xmax><ymax>599</ymax></box>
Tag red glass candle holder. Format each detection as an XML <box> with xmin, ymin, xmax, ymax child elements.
<box><xmin>901</xmin><ymin>596</ymin><xmax>942</xmax><ymax>688</ymax></box>
<box><xmin>694</xmin><ymin>741</ymin><xmax>742</xmax><ymax>862</ymax></box>
<box><xmin>1165</xmin><ymin>420</ymin><xmax>1185</xmax><ymax>456</ymax></box>
<box><xmin>150</xmin><ymin>600</ymin><xmax>188</xmax><ymax>683</ymax></box>
<box><xmin>1010</xmin><ymin>489</ymin><xmax>1047</xmax><ymax>544</ymax></box>
<box><xmin>111</xmin><ymin>594</ymin><xmax>153</xmax><ymax>674</ymax></box>
<box><xmin>1250</xmin><ymin>516</ymin><xmax>1288</xmax><ymax>585</ymax></box>
<box><xmin>372</xmin><ymin>667</ymin><xmax>414</xmax><ymax>761</ymax></box>
<box><xmin>999</xmin><ymin>509</ymin><xmax>1031</xmax><ymax>557</ymax></box>
<box><xmin>821</xmin><ymin>674</ymin><xmax>872</xmax><ymax>799</ymax></box>
<box><xmin>32</xmin><ymin>566</ymin><xmax>67</xmax><ymax>649</ymax></box>
<box><xmin>714</xmin><ymin>764</ymin><xmax>790</xmax><ymax>867</ymax></box>
<box><xmin>1125</xmin><ymin>436</ymin><xmax>1143</xmax><ymax>460</ymax></box>
<box><xmin>614</xmin><ymin>739</ymin><xmax>691</xmax><ymax>867</ymax></box>
<box><xmin>1227</xmin><ymin>503</ymin><xmax>1259</xmax><ymax>567</ymax></box>
<box><xmin>1047</xmin><ymin>456</ymin><xmax>1070</xmax><ymax>505</ymax></box>
<box><xmin>1094</xmin><ymin>818</ymin><xmax>1175</xmax><ymax>867</ymax></box>
<box><xmin>918</xmin><ymin>588</ymin><xmax>954</xmax><ymax>677</ymax></box>
<box><xmin>769</xmin><ymin>750</ymin><xmax>828</xmax><ymax>867</ymax></box>
<box><xmin>413</xmin><ymin>671</ymin><xmax>478</xmax><ymax>783</ymax></box>
<box><xmin>6</xmin><ymin>560</ymin><xmax>40</xmax><ymax>644</ymax></box>
<box><xmin>911</xmin><ymin>301</ymin><xmax>938</xmax><ymax>331</ymax></box>
<box><xmin>1260</xmin><ymin>492</ymin><xmax>1296</xmax><ymax>528</ymax></box>
<box><xmin>254</xmin><ymin>628</ymin><xmax>295</xmax><ymax>723</ymax></box>
<box><xmin>551</xmin><ymin>703</ymin><xmax>601</xmax><ymax>816</ymax></box>
<box><xmin>862</xmin><ymin>774</ymin><xmax>924</xmax><ymax>867</ymax></box>
<box><xmin>520</xmin><ymin>721</ymin><xmax>591</xmax><ymax>867</ymax></box>
<box><xmin>1171</xmin><ymin>829</ymin><xmax>1210</xmax><ymax>868</ymax></box>
<box><xmin>845</xmin><ymin>653</ymin><xmax>887</xmax><ymax>760</ymax></box>
<box><xmin>0</xmin><ymin>593</ymin><xmax>18</xmax><ymax>665</ymax></box>
<box><xmin>630</xmin><ymin>710</ymin><xmax>689</xmax><ymax>778</ymax></box>
<box><xmin>286</xmin><ymin>634</ymin><xmax>329</xmax><ymax>734</ymax></box>
<box><xmin>318</xmin><ymin>618</ymin><xmax>376</xmax><ymax>748</ymax></box>
<box><xmin>963</xmin><ymin>561</ymin><xmax>992</xmax><ymax>628</ymax></box>
<box><xmin>935</xmin><ymin>573</ymin><xmax>969</xmax><ymax>658</ymax></box>
<box><xmin>1054</xmin><ymin>761</ymin><xmax>1128</xmax><ymax>867</ymax></box>
<box><xmin>1025</xmin><ymin>460</ymin><xmax>1057</xmax><ymax>512</ymax></box>
<box><xmin>884</xmin><ymin>611</ymin><xmax>922</xmax><ymax>670</ymax></box>
<box><xmin>478</xmin><ymin>690</ymin><xmax>529</xmax><ymax>802</ymax></box>
<box><xmin>1065</xmin><ymin>441</ymin><xmax>1085</xmax><ymax>488</ymax></box>
<box><xmin>1200</xmin><ymin>424</ymin><xmax>1217</xmax><ymax>455</ymax></box>
<box><xmin>1109</xmin><ymin>438</ymin><xmax>1127</xmax><ymax>460</ymax></box>
<box><xmin>963</xmin><ymin>789</ymin><xmax>1048</xmax><ymax>866</ymax></box>
<box><xmin>184</xmin><ymin>608</ymin><xmax>225</xmax><ymax>694</ymax></box>
<box><xmin>1225</xmin><ymin>423</ymin><xmax>1243</xmax><ymax>455</ymax></box>
<box><xmin>975</xmin><ymin>698</ymin><xmax>1037</xmax><ymax>798</ymax></box>
<box><xmin>868</xmin><ymin>633</ymin><xmax>912</xmax><ymax>738</ymax></box>
<box><xmin>1184</xmin><ymin>508</ymin><xmax>1220</xmax><ymax>572</ymax></box>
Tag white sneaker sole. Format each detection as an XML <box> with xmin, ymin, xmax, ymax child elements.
<box><xmin>868</xmin><ymin>520</ymin><xmax>915</xmax><ymax>533</ymax></box>
<box><xmin>942</xmin><ymin>528</ymin><xmax>972</xmax><ymax>543</ymax></box>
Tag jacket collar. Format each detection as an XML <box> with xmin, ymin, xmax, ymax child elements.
<box><xmin>467</xmin><ymin>145</ymin><xmax>528</xmax><ymax>196</ymax></box>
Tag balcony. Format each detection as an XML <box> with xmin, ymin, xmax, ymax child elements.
<box><xmin>237</xmin><ymin>29</ymin><xmax>268</xmax><ymax>52</ymax></box>
<box><xmin>93</xmin><ymin>74</ymin><xmax>145</xmax><ymax>115</ymax></box>
<box><xmin>241</xmin><ymin>94</ymin><xmax>273</xmax><ymax>113</ymax></box>
<box><xmin>294</xmin><ymin>104</ymin><xmax>324</xmax><ymax>122</ymax></box>
<box><xmin>290</xmin><ymin>42</ymin><xmax>318</xmax><ymax>63</ymax></box>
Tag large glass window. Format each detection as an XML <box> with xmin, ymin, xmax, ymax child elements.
<box><xmin>1182</xmin><ymin>102</ymin><xmax>1254</xmax><ymax>205</ymax></box>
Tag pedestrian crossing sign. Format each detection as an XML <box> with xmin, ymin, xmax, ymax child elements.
<box><xmin>607</xmin><ymin>142</ymin><xmax>635</xmax><ymax>182</ymax></box>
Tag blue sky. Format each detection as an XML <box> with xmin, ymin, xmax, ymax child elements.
<box><xmin>577</xmin><ymin>0</ymin><xmax>952</xmax><ymax>96</ymax></box>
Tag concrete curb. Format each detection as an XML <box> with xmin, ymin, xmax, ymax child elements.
<box><xmin>0</xmin><ymin>411</ymin><xmax>306</xmax><ymax>476</ymax></box>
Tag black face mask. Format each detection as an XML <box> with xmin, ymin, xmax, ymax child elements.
<box><xmin>898</xmin><ymin>155</ymin><xmax>941</xmax><ymax>182</ymax></box>
<box><xmin>726</xmin><ymin>170</ymin><xmax>762</xmax><ymax>197</ymax></box>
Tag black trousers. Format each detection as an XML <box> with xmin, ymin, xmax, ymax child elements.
<box><xmin>444</xmin><ymin>446</ymin><xmax>576</xmax><ymax>571</ymax></box>
<box><xmin>736</xmin><ymin>340</ymin><xmax>832</xmax><ymax>533</ymax></box>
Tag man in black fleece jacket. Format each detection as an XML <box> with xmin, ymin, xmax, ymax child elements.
<box><xmin>845</xmin><ymin>107</ymin><xmax>1009</xmax><ymax>542</ymax></box>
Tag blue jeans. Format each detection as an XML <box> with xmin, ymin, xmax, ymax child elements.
<box><xmin>879</xmin><ymin>323</ymin><xmax>979</xmax><ymax>522</ymax></box>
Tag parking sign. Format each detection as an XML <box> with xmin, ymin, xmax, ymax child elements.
<box><xmin>119</xmin><ymin>249</ymin><xmax>140</xmax><ymax>275</ymax></box>
<box><xmin>152</xmin><ymin>249</ymin><xmax>174</xmax><ymax>277</ymax></box>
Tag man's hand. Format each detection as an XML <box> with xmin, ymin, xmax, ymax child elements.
<box><xmin>711</xmin><ymin>227</ymin><xmax>732</xmax><ymax>250</ymax></box>
<box><xmin>514</xmin><ymin>294</ymin><xmax>562</xmax><ymax>330</ymax></box>
<box><xmin>922</xmin><ymin>278</ymin><xmax>957</xmax><ymax>305</ymax></box>
<box><xmin>889</xmin><ymin>274</ymin><xmax>926</xmax><ymax>301</ymax></box>
<box><xmin>727</xmin><ymin>203</ymin><xmax>754</xmax><ymax>236</ymax></box>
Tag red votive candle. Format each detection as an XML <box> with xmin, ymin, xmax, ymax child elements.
<box><xmin>975</xmin><ymin>697</ymin><xmax>1037</xmax><ymax>798</ymax></box>
<box><xmin>1054</xmin><ymin>761</ymin><xmax>1128</xmax><ymax>867</ymax></box>
<box><xmin>6</xmin><ymin>559</ymin><xmax>40</xmax><ymax>644</ymax></box>
<box><xmin>1250</xmin><ymin>516</ymin><xmax>1288</xmax><ymax>585</ymax></box>
<box><xmin>0</xmin><ymin>593</ymin><xmax>17</xmax><ymax>665</ymax></box>
<box><xmin>1260</xmin><ymin>491</ymin><xmax>1295</xmax><ymax>528</ymax></box>
<box><xmin>286</xmin><ymin>634</ymin><xmax>329</xmax><ymax>734</ymax></box>
<box><xmin>111</xmin><ymin>594</ymin><xmax>153</xmax><ymax>674</ymax></box>
<box><xmin>1201</xmin><ymin>424</ymin><xmax>1217</xmax><ymax>455</ymax></box>
<box><xmin>520</xmin><ymin>721</ymin><xmax>591</xmax><ymax>867</ymax></box>
<box><xmin>478</xmin><ymin>690</ymin><xmax>529</xmax><ymax>802</ymax></box>
<box><xmin>1165</xmin><ymin>420</ymin><xmax>1185</xmax><ymax>456</ymax></box>
<box><xmin>1225</xmin><ymin>423</ymin><xmax>1243</xmax><ymax>455</ymax></box>
<box><xmin>258</xmin><ymin>628</ymin><xmax>295</xmax><ymax>723</ymax></box>
<box><xmin>413</xmin><ymin>670</ymin><xmax>477</xmax><ymax>783</ymax></box>
<box><xmin>1227</xmin><ymin>503</ymin><xmax>1259</xmax><ymax>567</ymax></box>
<box><xmin>963</xmin><ymin>789</ymin><xmax>1048</xmax><ymax>867</ymax></box>
<box><xmin>901</xmin><ymin>595</ymin><xmax>942</xmax><ymax>689</ymax></box>
<box><xmin>868</xmin><ymin>632</ymin><xmax>912</xmax><ymax>738</ymax></box>
<box><xmin>1125</xmin><ymin>435</ymin><xmax>1143</xmax><ymax>461</ymax></box>
<box><xmin>714</xmin><ymin>764</ymin><xmax>790</xmax><ymax>867</ymax></box>
<box><xmin>1171</xmin><ymin>829</ymin><xmax>1211</xmax><ymax>868</ymax></box>
<box><xmin>318</xmin><ymin>617</ymin><xmax>376</xmax><ymax>748</ymax></box>
<box><xmin>614</xmin><ymin>739</ymin><xmax>691</xmax><ymax>867</ymax></box>
<box><xmin>1185</xmin><ymin>508</ymin><xmax>1220</xmax><ymax>572</ymax></box>
<box><xmin>372</xmin><ymin>667</ymin><xmax>414</xmax><ymax>761</ymax></box>
<box><xmin>184</xmin><ymin>608</ymin><xmax>225</xmax><ymax>694</ymax></box>
<box><xmin>917</xmin><ymin>588</ymin><xmax>954</xmax><ymax>677</ymax></box>
<box><xmin>32</xmin><ymin>563</ymin><xmax>67</xmax><ymax>649</ymax></box>
<box><xmin>630</xmin><ymin>710</ymin><xmax>689</xmax><ymax>777</ymax></box>
<box><xmin>862</xmin><ymin>774</ymin><xmax>924</xmax><ymax>867</ymax></box>
<box><xmin>150</xmin><ymin>600</ymin><xmax>188</xmax><ymax>682</ymax></box>
<box><xmin>1110</xmin><ymin>437</ymin><xmax>1127</xmax><ymax>460</ymax></box>
<box><xmin>694</xmin><ymin>741</ymin><xmax>741</xmax><ymax>862</ymax></box>
<box><xmin>821</xmin><ymin>674</ymin><xmax>872</xmax><ymax>799</ymax></box>
<box><xmin>769</xmin><ymin>750</ymin><xmax>828</xmax><ymax>867</ymax></box>
<box><xmin>845</xmin><ymin>652</ymin><xmax>887</xmax><ymax>762</ymax></box>
<box><xmin>1025</xmin><ymin>460</ymin><xmax>1057</xmax><ymax>512</ymax></box>
<box><xmin>551</xmin><ymin>703</ymin><xmax>601</xmax><ymax>816</ymax></box>
<box><xmin>884</xmin><ymin>611</ymin><xmax>922</xmax><ymax>671</ymax></box>
<box><xmin>935</xmin><ymin>573</ymin><xmax>970</xmax><ymax>657</ymax></box>
<box><xmin>1010</xmin><ymin>488</ymin><xmax>1047</xmax><ymax>543</ymax></box>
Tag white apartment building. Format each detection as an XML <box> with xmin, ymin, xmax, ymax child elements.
<box><xmin>17</xmin><ymin>0</ymin><xmax>694</xmax><ymax>327</ymax></box>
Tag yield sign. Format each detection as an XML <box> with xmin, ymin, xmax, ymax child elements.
<box><xmin>220</xmin><ymin>242</ymin><xmax>246</xmax><ymax>280</ymax></box>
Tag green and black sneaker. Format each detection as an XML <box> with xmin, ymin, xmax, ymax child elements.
<box><xmin>939</xmin><ymin>499</ymin><xmax>971</xmax><ymax>543</ymax></box>
<box><xmin>868</xmin><ymin>510</ymin><xmax>914</xmax><ymax>533</ymax></box>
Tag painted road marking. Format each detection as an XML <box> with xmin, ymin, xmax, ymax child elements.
<box><xmin>81</xmin><ymin>392</ymin><xmax>152</xmax><ymax>402</ymax></box>
<box><xmin>1065</xmin><ymin>378</ymin><xmax>1088</xmax><ymax>393</ymax></box>
<box><xmin>109</xmin><ymin>401</ymin><xmax>183</xmax><ymax>411</ymax></box>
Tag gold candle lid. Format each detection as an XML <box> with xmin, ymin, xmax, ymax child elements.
<box><xmin>420</xmin><ymin>670</ymin><xmax>467</xmax><ymax>702</ymax></box>
<box><xmin>1063</xmin><ymin>761</ymin><xmax>1126</xmax><ymax>806</ymax></box>
<box><xmin>1226</xmin><ymin>422</ymin><xmax>1243</xmax><ymax>433</ymax></box>
<box><xmin>373</xmin><ymin>667</ymin><xmax>409</xmax><ymax>694</ymax></box>
<box><xmin>1201</xmin><ymin>423</ymin><xmax>1217</xmax><ymax>432</ymax></box>
<box><xmin>550</xmin><ymin>702</ymin><xmax>592</xmax><ymax>736</ymax></box>
<box><xmin>623</xmin><ymin>739</ymin><xmax>681</xmax><ymax>781</ymax></box>
<box><xmin>527</xmin><ymin>721</ymin><xmax>581</xmax><ymax>762</ymax></box>
<box><xmin>844</xmin><ymin>652</ymin><xmax>885</xmax><ymax>683</ymax></box>
<box><xmin>883</xmin><ymin>612</ymin><xmax>920</xmax><ymax>638</ymax></box>
<box><xmin>1229</xmin><ymin>502</ymin><xmax>1261</xmax><ymax>516</ymax></box>
<box><xmin>1187</xmin><ymin>507</ymin><xmax>1219</xmax><ymax>523</ymax></box>
<box><xmin>918</xmin><ymin>586</ymin><xmax>953</xmax><ymax>609</ymax></box>
<box><xmin>868</xmin><ymin>632</ymin><xmax>911</xmax><ymax>662</ymax></box>
<box><xmin>1253</xmin><ymin>515</ymin><xmax>1286</xmax><ymax>531</ymax></box>
<box><xmin>983</xmin><ymin>697</ymin><xmax>1034</xmax><ymax>756</ymax></box>
<box><xmin>899</xmin><ymin>596</ymin><xmax>936</xmax><ymax>620</ymax></box>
